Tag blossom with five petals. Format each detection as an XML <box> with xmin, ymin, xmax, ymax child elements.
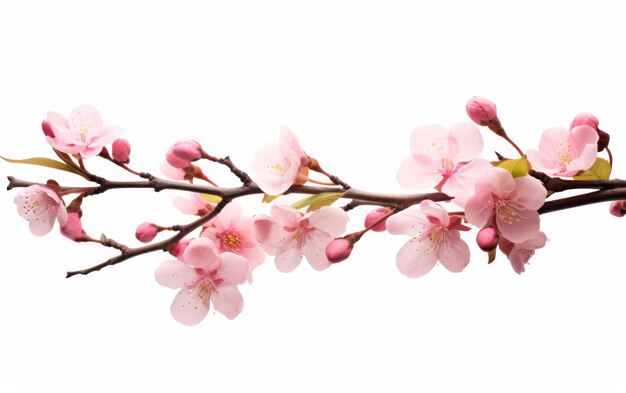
<box><xmin>155</xmin><ymin>237</ymin><xmax>249</xmax><ymax>325</ymax></box>
<box><xmin>386</xmin><ymin>200</ymin><xmax>471</xmax><ymax>278</ymax></box>
<box><xmin>14</xmin><ymin>185</ymin><xmax>68</xmax><ymax>236</ymax></box>
<box><xmin>526</xmin><ymin>125</ymin><xmax>599</xmax><ymax>177</ymax></box>
<box><xmin>250</xmin><ymin>127</ymin><xmax>310</xmax><ymax>195</ymax></box>
<box><xmin>464</xmin><ymin>168</ymin><xmax>546</xmax><ymax>243</ymax></box>
<box><xmin>397</xmin><ymin>123</ymin><xmax>492</xmax><ymax>206</ymax></box>
<box><xmin>44</xmin><ymin>105</ymin><xmax>122</xmax><ymax>158</ymax></box>
<box><xmin>252</xmin><ymin>205</ymin><xmax>348</xmax><ymax>272</ymax></box>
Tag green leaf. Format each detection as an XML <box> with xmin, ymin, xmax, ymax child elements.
<box><xmin>262</xmin><ymin>194</ymin><xmax>280</xmax><ymax>203</ymax></box>
<box><xmin>497</xmin><ymin>157</ymin><xmax>530</xmax><ymax>178</ymax></box>
<box><xmin>1</xmin><ymin>155</ymin><xmax>87</xmax><ymax>178</ymax></box>
<box><xmin>573</xmin><ymin>157</ymin><xmax>612</xmax><ymax>181</ymax></box>
<box><xmin>291</xmin><ymin>192</ymin><xmax>342</xmax><ymax>211</ymax></box>
<box><xmin>200</xmin><ymin>193</ymin><xmax>222</xmax><ymax>203</ymax></box>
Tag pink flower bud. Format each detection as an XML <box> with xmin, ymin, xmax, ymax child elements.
<box><xmin>165</xmin><ymin>150</ymin><xmax>190</xmax><ymax>169</ymax></box>
<box><xmin>609</xmin><ymin>201</ymin><xmax>626</xmax><ymax>218</ymax></box>
<box><xmin>364</xmin><ymin>207</ymin><xmax>390</xmax><ymax>232</ymax></box>
<box><xmin>325</xmin><ymin>238</ymin><xmax>353</xmax><ymax>263</ymax></box>
<box><xmin>136</xmin><ymin>222</ymin><xmax>159</xmax><ymax>243</ymax></box>
<box><xmin>570</xmin><ymin>112</ymin><xmax>599</xmax><ymax>130</ymax></box>
<box><xmin>41</xmin><ymin>120</ymin><xmax>55</xmax><ymax>138</ymax></box>
<box><xmin>476</xmin><ymin>226</ymin><xmax>499</xmax><ymax>252</ymax></box>
<box><xmin>60</xmin><ymin>212</ymin><xmax>83</xmax><ymax>240</ymax></box>
<box><xmin>169</xmin><ymin>239</ymin><xmax>192</xmax><ymax>259</ymax></box>
<box><xmin>111</xmin><ymin>138</ymin><xmax>131</xmax><ymax>164</ymax></box>
<box><xmin>170</xmin><ymin>140</ymin><xmax>203</xmax><ymax>162</ymax></box>
<box><xmin>466</xmin><ymin>96</ymin><xmax>498</xmax><ymax>126</ymax></box>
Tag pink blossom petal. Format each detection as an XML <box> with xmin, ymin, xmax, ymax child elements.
<box><xmin>449</xmin><ymin>122</ymin><xmax>483</xmax><ymax>162</ymax></box>
<box><xmin>395</xmin><ymin>237</ymin><xmax>438</xmax><ymax>278</ymax></box>
<box><xmin>306</xmin><ymin>206</ymin><xmax>349</xmax><ymax>237</ymax></box>
<box><xmin>419</xmin><ymin>200</ymin><xmax>449</xmax><ymax>227</ymax></box>
<box><xmin>252</xmin><ymin>215</ymin><xmax>282</xmax><ymax>254</ymax></box>
<box><xmin>215</xmin><ymin>252</ymin><xmax>248</xmax><ymax>285</ymax></box>
<box><xmin>173</xmin><ymin>194</ymin><xmax>204</xmax><ymax>215</ymax></box>
<box><xmin>89</xmin><ymin>124</ymin><xmax>123</xmax><ymax>147</ymax></box>
<box><xmin>241</xmin><ymin>245</ymin><xmax>266</xmax><ymax>282</ymax></box>
<box><xmin>280</xmin><ymin>126</ymin><xmax>308</xmax><ymax>166</ymax></box>
<box><xmin>274</xmin><ymin>236</ymin><xmax>303</xmax><ymax>272</ymax></box>
<box><xmin>437</xmin><ymin>232</ymin><xmax>470</xmax><ymax>273</ymax></box>
<box><xmin>538</xmin><ymin>127</ymin><xmax>570</xmax><ymax>154</ymax></box>
<box><xmin>526</xmin><ymin>149</ymin><xmax>555</xmax><ymax>173</ymax></box>
<box><xmin>511</xmin><ymin>176</ymin><xmax>546</xmax><ymax>210</ymax></box>
<box><xmin>464</xmin><ymin>189</ymin><xmax>494</xmax><ymax>229</ymax></box>
<box><xmin>386</xmin><ymin>209</ymin><xmax>428</xmax><ymax>236</ymax></box>
<box><xmin>182</xmin><ymin>238</ymin><xmax>220</xmax><ymax>271</ymax></box>
<box><xmin>69</xmin><ymin>105</ymin><xmax>103</xmax><ymax>137</ymax></box>
<box><xmin>489</xmin><ymin>168</ymin><xmax>516</xmax><ymax>198</ymax></box>
<box><xmin>496</xmin><ymin>208</ymin><xmax>540</xmax><ymax>243</ymax></box>
<box><xmin>211</xmin><ymin>285</ymin><xmax>244</xmax><ymax>320</ymax></box>
<box><xmin>270</xmin><ymin>204</ymin><xmax>301</xmax><ymax>227</ymax></box>
<box><xmin>170</xmin><ymin>287</ymin><xmax>210</xmax><ymax>326</ymax></box>
<box><xmin>566</xmin><ymin>143</ymin><xmax>598</xmax><ymax>173</ymax></box>
<box><xmin>212</xmin><ymin>202</ymin><xmax>243</xmax><ymax>230</ymax></box>
<box><xmin>409</xmin><ymin>124</ymin><xmax>450</xmax><ymax>156</ymax></box>
<box><xmin>569</xmin><ymin>125</ymin><xmax>599</xmax><ymax>154</ymax></box>
<box><xmin>397</xmin><ymin>154</ymin><xmax>442</xmax><ymax>189</ymax></box>
<box><xmin>155</xmin><ymin>260</ymin><xmax>198</xmax><ymax>289</ymax></box>
<box><xmin>302</xmin><ymin>230</ymin><xmax>333</xmax><ymax>271</ymax></box>
<box><xmin>160</xmin><ymin>161</ymin><xmax>186</xmax><ymax>180</ymax></box>
<box><xmin>442</xmin><ymin>158</ymin><xmax>492</xmax><ymax>206</ymax></box>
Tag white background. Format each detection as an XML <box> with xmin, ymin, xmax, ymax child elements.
<box><xmin>1</xmin><ymin>1</ymin><xmax>626</xmax><ymax>392</ymax></box>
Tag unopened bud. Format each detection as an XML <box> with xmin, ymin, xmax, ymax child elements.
<box><xmin>112</xmin><ymin>138</ymin><xmax>131</xmax><ymax>164</ymax></box>
<box><xmin>169</xmin><ymin>239</ymin><xmax>192</xmax><ymax>259</ymax></box>
<box><xmin>136</xmin><ymin>222</ymin><xmax>159</xmax><ymax>243</ymax></box>
<box><xmin>476</xmin><ymin>227</ymin><xmax>499</xmax><ymax>252</ymax></box>
<box><xmin>570</xmin><ymin>112</ymin><xmax>599</xmax><ymax>130</ymax></box>
<box><xmin>609</xmin><ymin>201</ymin><xmax>626</xmax><ymax>218</ymax></box>
<box><xmin>60</xmin><ymin>212</ymin><xmax>84</xmax><ymax>241</ymax></box>
<box><xmin>466</xmin><ymin>96</ymin><xmax>498</xmax><ymax>127</ymax></box>
<box><xmin>364</xmin><ymin>207</ymin><xmax>390</xmax><ymax>232</ymax></box>
<box><xmin>42</xmin><ymin>120</ymin><xmax>55</xmax><ymax>138</ymax></box>
<box><xmin>170</xmin><ymin>140</ymin><xmax>203</xmax><ymax>162</ymax></box>
<box><xmin>166</xmin><ymin>150</ymin><xmax>191</xmax><ymax>169</ymax></box>
<box><xmin>325</xmin><ymin>238</ymin><xmax>353</xmax><ymax>263</ymax></box>
<box><xmin>570</xmin><ymin>112</ymin><xmax>609</xmax><ymax>152</ymax></box>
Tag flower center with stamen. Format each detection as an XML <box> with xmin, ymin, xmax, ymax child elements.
<box><xmin>268</xmin><ymin>159</ymin><xmax>292</xmax><ymax>176</ymax></box>
<box><xmin>79</xmin><ymin>124</ymin><xmax>90</xmax><ymax>142</ymax></box>
<box><xmin>555</xmin><ymin>140</ymin><xmax>577</xmax><ymax>170</ymax></box>
<box><xmin>196</xmin><ymin>279</ymin><xmax>213</xmax><ymax>305</ymax></box>
<box><xmin>495</xmin><ymin>199</ymin><xmax>525</xmax><ymax>224</ymax></box>
<box><xmin>440</xmin><ymin>156</ymin><xmax>456</xmax><ymax>177</ymax></box>
<box><xmin>218</xmin><ymin>230</ymin><xmax>242</xmax><ymax>252</ymax></box>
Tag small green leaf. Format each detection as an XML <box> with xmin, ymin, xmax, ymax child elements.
<box><xmin>307</xmin><ymin>194</ymin><xmax>342</xmax><ymax>212</ymax></box>
<box><xmin>1</xmin><ymin>155</ymin><xmax>87</xmax><ymax>178</ymax></box>
<box><xmin>573</xmin><ymin>157</ymin><xmax>611</xmax><ymax>181</ymax></box>
<box><xmin>497</xmin><ymin>157</ymin><xmax>530</xmax><ymax>178</ymax></box>
<box><xmin>262</xmin><ymin>194</ymin><xmax>280</xmax><ymax>203</ymax></box>
<box><xmin>200</xmin><ymin>193</ymin><xmax>222</xmax><ymax>203</ymax></box>
<box><xmin>292</xmin><ymin>192</ymin><xmax>342</xmax><ymax>210</ymax></box>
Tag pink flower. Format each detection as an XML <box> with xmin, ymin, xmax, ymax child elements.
<box><xmin>202</xmin><ymin>202</ymin><xmax>265</xmax><ymax>282</ymax></box>
<box><xmin>160</xmin><ymin>161</ymin><xmax>186</xmax><ymax>180</ymax></box>
<box><xmin>526</xmin><ymin>126</ymin><xmax>599</xmax><ymax>177</ymax></box>
<box><xmin>45</xmin><ymin>105</ymin><xmax>122</xmax><ymax>158</ymax></box>
<box><xmin>250</xmin><ymin>127</ymin><xmax>309</xmax><ymax>195</ymax></box>
<box><xmin>570</xmin><ymin>112</ymin><xmax>599</xmax><ymax>130</ymax></box>
<box><xmin>464</xmin><ymin>168</ymin><xmax>546</xmax><ymax>243</ymax></box>
<box><xmin>386</xmin><ymin>200</ymin><xmax>471</xmax><ymax>278</ymax></box>
<box><xmin>397</xmin><ymin>123</ymin><xmax>492</xmax><ymax>206</ymax></box>
<box><xmin>14</xmin><ymin>185</ymin><xmax>68</xmax><ymax>236</ymax></box>
<box><xmin>252</xmin><ymin>205</ymin><xmax>349</xmax><ymax>272</ymax></box>
<box><xmin>155</xmin><ymin>237</ymin><xmax>249</xmax><ymax>325</ymax></box>
<box><xmin>499</xmin><ymin>231</ymin><xmax>547</xmax><ymax>274</ymax></box>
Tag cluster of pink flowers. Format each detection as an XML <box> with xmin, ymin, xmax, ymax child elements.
<box><xmin>9</xmin><ymin>98</ymin><xmax>615</xmax><ymax>325</ymax></box>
